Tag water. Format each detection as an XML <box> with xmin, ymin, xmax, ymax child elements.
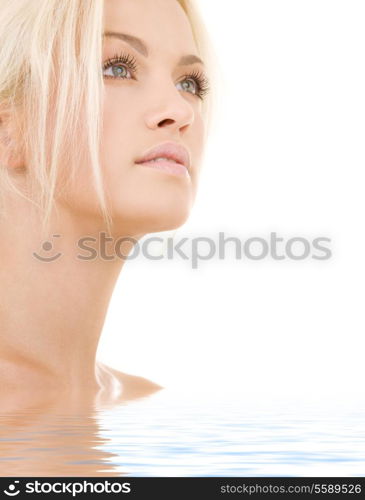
<box><xmin>1</xmin><ymin>389</ymin><xmax>365</xmax><ymax>476</ymax></box>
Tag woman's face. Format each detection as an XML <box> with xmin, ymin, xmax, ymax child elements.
<box><xmin>64</xmin><ymin>0</ymin><xmax>209</xmax><ymax>235</ymax></box>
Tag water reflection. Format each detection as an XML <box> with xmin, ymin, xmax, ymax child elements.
<box><xmin>1</xmin><ymin>387</ymin><xmax>365</xmax><ymax>476</ymax></box>
<box><xmin>0</xmin><ymin>362</ymin><xmax>163</xmax><ymax>476</ymax></box>
<box><xmin>96</xmin><ymin>392</ymin><xmax>365</xmax><ymax>477</ymax></box>
<box><xmin>0</xmin><ymin>409</ymin><xmax>122</xmax><ymax>476</ymax></box>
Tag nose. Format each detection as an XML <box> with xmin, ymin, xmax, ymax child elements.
<box><xmin>143</xmin><ymin>84</ymin><xmax>195</xmax><ymax>133</ymax></box>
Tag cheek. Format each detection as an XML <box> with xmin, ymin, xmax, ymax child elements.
<box><xmin>101</xmin><ymin>94</ymin><xmax>132</xmax><ymax>170</ymax></box>
<box><xmin>100</xmin><ymin>87</ymin><xmax>148</xmax><ymax>181</ymax></box>
<box><xmin>190</xmin><ymin>114</ymin><xmax>206</xmax><ymax>170</ymax></box>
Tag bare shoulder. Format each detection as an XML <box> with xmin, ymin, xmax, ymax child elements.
<box><xmin>97</xmin><ymin>362</ymin><xmax>164</xmax><ymax>400</ymax></box>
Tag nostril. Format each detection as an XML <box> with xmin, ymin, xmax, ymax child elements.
<box><xmin>158</xmin><ymin>118</ymin><xmax>174</xmax><ymax>127</ymax></box>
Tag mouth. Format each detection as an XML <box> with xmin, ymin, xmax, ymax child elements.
<box><xmin>134</xmin><ymin>141</ymin><xmax>191</xmax><ymax>177</ymax></box>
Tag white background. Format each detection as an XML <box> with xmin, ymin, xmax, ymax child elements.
<box><xmin>98</xmin><ymin>1</ymin><xmax>365</xmax><ymax>406</ymax></box>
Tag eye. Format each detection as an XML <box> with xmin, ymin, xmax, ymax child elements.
<box><xmin>177</xmin><ymin>70</ymin><xmax>211</xmax><ymax>100</ymax></box>
<box><xmin>102</xmin><ymin>52</ymin><xmax>138</xmax><ymax>80</ymax></box>
<box><xmin>178</xmin><ymin>78</ymin><xmax>198</xmax><ymax>94</ymax></box>
<box><xmin>104</xmin><ymin>64</ymin><xmax>129</xmax><ymax>79</ymax></box>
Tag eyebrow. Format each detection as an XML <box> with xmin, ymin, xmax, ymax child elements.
<box><xmin>103</xmin><ymin>31</ymin><xmax>205</xmax><ymax>67</ymax></box>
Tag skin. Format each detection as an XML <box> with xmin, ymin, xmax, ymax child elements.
<box><xmin>0</xmin><ymin>0</ymin><xmax>207</xmax><ymax>417</ymax></box>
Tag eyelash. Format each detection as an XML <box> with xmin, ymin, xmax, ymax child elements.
<box><xmin>102</xmin><ymin>52</ymin><xmax>211</xmax><ymax>100</ymax></box>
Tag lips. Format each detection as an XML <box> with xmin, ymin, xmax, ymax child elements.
<box><xmin>135</xmin><ymin>142</ymin><xmax>190</xmax><ymax>170</ymax></box>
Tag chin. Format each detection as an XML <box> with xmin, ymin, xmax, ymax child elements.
<box><xmin>111</xmin><ymin>201</ymin><xmax>192</xmax><ymax>236</ymax></box>
<box><xmin>146</xmin><ymin>209</ymin><xmax>191</xmax><ymax>233</ymax></box>
<box><xmin>109</xmin><ymin>181</ymin><xmax>195</xmax><ymax>235</ymax></box>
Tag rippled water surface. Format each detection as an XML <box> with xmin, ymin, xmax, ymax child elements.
<box><xmin>1</xmin><ymin>389</ymin><xmax>365</xmax><ymax>476</ymax></box>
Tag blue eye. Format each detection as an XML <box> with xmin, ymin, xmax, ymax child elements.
<box><xmin>178</xmin><ymin>79</ymin><xmax>198</xmax><ymax>94</ymax></box>
<box><xmin>177</xmin><ymin>70</ymin><xmax>211</xmax><ymax>100</ymax></box>
<box><xmin>104</xmin><ymin>64</ymin><xmax>129</xmax><ymax>79</ymax></box>
<box><xmin>102</xmin><ymin>53</ymin><xmax>138</xmax><ymax>80</ymax></box>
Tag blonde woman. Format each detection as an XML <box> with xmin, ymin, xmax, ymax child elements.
<box><xmin>0</xmin><ymin>0</ymin><xmax>214</xmax><ymax>418</ymax></box>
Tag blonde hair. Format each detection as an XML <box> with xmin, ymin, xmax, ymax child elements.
<box><xmin>0</xmin><ymin>0</ymin><xmax>216</xmax><ymax>234</ymax></box>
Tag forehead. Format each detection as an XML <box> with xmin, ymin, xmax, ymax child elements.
<box><xmin>103</xmin><ymin>0</ymin><xmax>198</xmax><ymax>55</ymax></box>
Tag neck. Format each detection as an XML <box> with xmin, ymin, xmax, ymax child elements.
<box><xmin>0</xmin><ymin>194</ymin><xmax>140</xmax><ymax>395</ymax></box>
